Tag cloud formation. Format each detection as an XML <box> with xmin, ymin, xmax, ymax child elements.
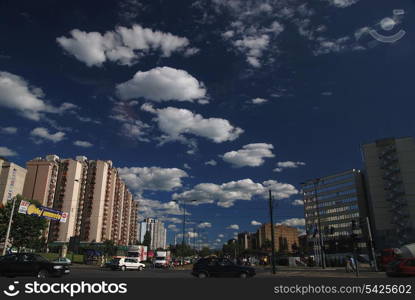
<box><xmin>222</xmin><ymin>143</ymin><xmax>275</xmax><ymax>167</ymax></box>
<box><xmin>251</xmin><ymin>220</ymin><xmax>262</xmax><ymax>226</ymax></box>
<box><xmin>30</xmin><ymin>127</ymin><xmax>65</xmax><ymax>143</ymax></box>
<box><xmin>273</xmin><ymin>161</ymin><xmax>306</xmax><ymax>172</ymax></box>
<box><xmin>277</xmin><ymin>218</ymin><xmax>305</xmax><ymax>227</ymax></box>
<box><xmin>0</xmin><ymin>127</ymin><xmax>17</xmax><ymax>134</ymax></box>
<box><xmin>116</xmin><ymin>67</ymin><xmax>207</xmax><ymax>102</ymax></box>
<box><xmin>0</xmin><ymin>71</ymin><xmax>76</xmax><ymax>121</ymax></box>
<box><xmin>57</xmin><ymin>25</ymin><xmax>197</xmax><ymax>67</ymax></box>
<box><xmin>0</xmin><ymin>146</ymin><xmax>17</xmax><ymax>157</ymax></box>
<box><xmin>227</xmin><ymin>224</ymin><xmax>239</xmax><ymax>230</ymax></box>
<box><xmin>173</xmin><ymin>178</ymin><xmax>298</xmax><ymax>208</ymax></box>
<box><xmin>73</xmin><ymin>140</ymin><xmax>93</xmax><ymax>148</ymax></box>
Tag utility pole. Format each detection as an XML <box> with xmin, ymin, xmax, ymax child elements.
<box><xmin>269</xmin><ymin>190</ymin><xmax>277</xmax><ymax>274</ymax></box>
<box><xmin>365</xmin><ymin>217</ymin><xmax>378</xmax><ymax>271</ymax></box>
<box><xmin>3</xmin><ymin>197</ymin><xmax>17</xmax><ymax>255</ymax></box>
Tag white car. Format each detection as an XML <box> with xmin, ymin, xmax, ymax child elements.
<box><xmin>111</xmin><ymin>257</ymin><xmax>145</xmax><ymax>271</ymax></box>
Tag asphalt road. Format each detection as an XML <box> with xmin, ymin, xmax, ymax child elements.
<box><xmin>63</xmin><ymin>265</ymin><xmax>388</xmax><ymax>279</ymax></box>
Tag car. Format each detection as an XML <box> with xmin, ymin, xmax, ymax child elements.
<box><xmin>111</xmin><ymin>257</ymin><xmax>145</xmax><ymax>271</ymax></box>
<box><xmin>386</xmin><ymin>258</ymin><xmax>415</xmax><ymax>277</ymax></box>
<box><xmin>0</xmin><ymin>253</ymin><xmax>70</xmax><ymax>278</ymax></box>
<box><xmin>192</xmin><ymin>257</ymin><xmax>256</xmax><ymax>278</ymax></box>
<box><xmin>52</xmin><ymin>257</ymin><xmax>72</xmax><ymax>265</ymax></box>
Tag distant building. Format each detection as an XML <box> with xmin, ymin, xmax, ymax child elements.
<box><xmin>301</xmin><ymin>169</ymin><xmax>369</xmax><ymax>255</ymax></box>
<box><xmin>362</xmin><ymin>137</ymin><xmax>415</xmax><ymax>248</ymax></box>
<box><xmin>257</xmin><ymin>224</ymin><xmax>299</xmax><ymax>253</ymax></box>
<box><xmin>0</xmin><ymin>158</ymin><xmax>27</xmax><ymax>205</ymax></box>
<box><xmin>137</xmin><ymin>218</ymin><xmax>167</xmax><ymax>250</ymax></box>
<box><xmin>237</xmin><ymin>232</ymin><xmax>258</xmax><ymax>250</ymax></box>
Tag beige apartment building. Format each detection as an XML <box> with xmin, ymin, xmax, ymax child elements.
<box><xmin>22</xmin><ymin>155</ymin><xmax>138</xmax><ymax>245</ymax></box>
<box><xmin>257</xmin><ymin>224</ymin><xmax>299</xmax><ymax>253</ymax></box>
<box><xmin>362</xmin><ymin>137</ymin><xmax>415</xmax><ymax>248</ymax></box>
<box><xmin>0</xmin><ymin>159</ymin><xmax>27</xmax><ymax>205</ymax></box>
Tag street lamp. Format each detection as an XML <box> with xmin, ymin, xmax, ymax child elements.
<box><xmin>172</xmin><ymin>199</ymin><xmax>196</xmax><ymax>264</ymax></box>
<box><xmin>2</xmin><ymin>196</ymin><xmax>17</xmax><ymax>255</ymax></box>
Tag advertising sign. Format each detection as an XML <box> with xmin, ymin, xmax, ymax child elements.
<box><xmin>18</xmin><ymin>200</ymin><xmax>68</xmax><ymax>223</ymax></box>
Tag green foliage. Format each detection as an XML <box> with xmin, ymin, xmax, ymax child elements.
<box><xmin>199</xmin><ymin>246</ymin><xmax>212</xmax><ymax>257</ymax></box>
<box><xmin>0</xmin><ymin>195</ymin><xmax>48</xmax><ymax>251</ymax></box>
<box><xmin>143</xmin><ymin>231</ymin><xmax>151</xmax><ymax>248</ymax></box>
<box><xmin>170</xmin><ymin>243</ymin><xmax>196</xmax><ymax>257</ymax></box>
<box><xmin>222</xmin><ymin>239</ymin><xmax>244</xmax><ymax>257</ymax></box>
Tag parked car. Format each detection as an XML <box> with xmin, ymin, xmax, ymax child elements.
<box><xmin>52</xmin><ymin>257</ymin><xmax>72</xmax><ymax>265</ymax></box>
<box><xmin>386</xmin><ymin>258</ymin><xmax>415</xmax><ymax>277</ymax></box>
<box><xmin>111</xmin><ymin>257</ymin><xmax>145</xmax><ymax>271</ymax></box>
<box><xmin>192</xmin><ymin>257</ymin><xmax>256</xmax><ymax>278</ymax></box>
<box><xmin>0</xmin><ymin>253</ymin><xmax>70</xmax><ymax>278</ymax></box>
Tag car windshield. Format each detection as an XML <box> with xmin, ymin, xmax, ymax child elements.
<box><xmin>34</xmin><ymin>255</ymin><xmax>50</xmax><ymax>263</ymax></box>
<box><xmin>156</xmin><ymin>257</ymin><xmax>165</xmax><ymax>260</ymax></box>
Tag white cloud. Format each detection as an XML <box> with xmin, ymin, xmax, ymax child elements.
<box><xmin>136</xmin><ymin>195</ymin><xmax>186</xmax><ymax>221</ymax></box>
<box><xmin>321</xmin><ymin>91</ymin><xmax>333</xmax><ymax>96</ymax></box>
<box><xmin>215</xmin><ymin>238</ymin><xmax>221</xmax><ymax>242</ymax></box>
<box><xmin>251</xmin><ymin>220</ymin><xmax>262</xmax><ymax>226</ymax></box>
<box><xmin>292</xmin><ymin>199</ymin><xmax>304</xmax><ymax>206</ymax></box>
<box><xmin>183</xmin><ymin>163</ymin><xmax>191</xmax><ymax>170</ymax></box>
<box><xmin>222</xmin><ymin>143</ymin><xmax>274</xmax><ymax>167</ymax></box>
<box><xmin>205</xmin><ymin>160</ymin><xmax>217</xmax><ymax>166</ymax></box>
<box><xmin>0</xmin><ymin>127</ymin><xmax>17</xmax><ymax>134</ymax></box>
<box><xmin>198</xmin><ymin>222</ymin><xmax>212</xmax><ymax>229</ymax></box>
<box><xmin>227</xmin><ymin>224</ymin><xmax>239</xmax><ymax>230</ymax></box>
<box><xmin>251</xmin><ymin>97</ymin><xmax>268</xmax><ymax>104</ymax></box>
<box><xmin>173</xmin><ymin>178</ymin><xmax>298</xmax><ymax>208</ymax></box>
<box><xmin>118</xmin><ymin>166</ymin><xmax>188</xmax><ymax>193</ymax></box>
<box><xmin>73</xmin><ymin>140</ymin><xmax>93</xmax><ymax>148</ymax></box>
<box><xmin>273</xmin><ymin>161</ymin><xmax>306</xmax><ymax>172</ymax></box>
<box><xmin>0</xmin><ymin>146</ymin><xmax>17</xmax><ymax>157</ymax></box>
<box><xmin>30</xmin><ymin>127</ymin><xmax>65</xmax><ymax>143</ymax></box>
<box><xmin>141</xmin><ymin>104</ymin><xmax>243</xmax><ymax>144</ymax></box>
<box><xmin>218</xmin><ymin>234</ymin><xmax>224</xmax><ymax>238</ymax></box>
<box><xmin>234</xmin><ymin>34</ymin><xmax>270</xmax><ymax>68</ymax></box>
<box><xmin>277</xmin><ymin>218</ymin><xmax>305</xmax><ymax>227</ymax></box>
<box><xmin>116</xmin><ymin>67</ymin><xmax>207</xmax><ymax>102</ymax></box>
<box><xmin>0</xmin><ymin>71</ymin><xmax>76</xmax><ymax>121</ymax></box>
<box><xmin>168</xmin><ymin>224</ymin><xmax>179</xmax><ymax>232</ymax></box>
<box><xmin>57</xmin><ymin>25</ymin><xmax>197</xmax><ymax>67</ymax></box>
<box><xmin>324</xmin><ymin>0</ymin><xmax>359</xmax><ymax>8</ymax></box>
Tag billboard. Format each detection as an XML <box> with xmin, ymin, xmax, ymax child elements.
<box><xmin>18</xmin><ymin>200</ymin><xmax>68</xmax><ymax>223</ymax></box>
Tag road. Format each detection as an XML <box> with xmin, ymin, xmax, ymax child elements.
<box><xmin>65</xmin><ymin>265</ymin><xmax>388</xmax><ymax>279</ymax></box>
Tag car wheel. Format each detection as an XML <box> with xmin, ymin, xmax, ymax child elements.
<box><xmin>121</xmin><ymin>266</ymin><xmax>126</xmax><ymax>271</ymax></box>
<box><xmin>37</xmin><ymin>270</ymin><xmax>48</xmax><ymax>279</ymax></box>
<box><xmin>198</xmin><ymin>272</ymin><xmax>207</xmax><ymax>279</ymax></box>
<box><xmin>239</xmin><ymin>272</ymin><xmax>248</xmax><ymax>279</ymax></box>
<box><xmin>138</xmin><ymin>266</ymin><xmax>143</xmax><ymax>271</ymax></box>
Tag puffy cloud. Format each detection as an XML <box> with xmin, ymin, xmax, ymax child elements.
<box><xmin>277</xmin><ymin>218</ymin><xmax>305</xmax><ymax>227</ymax></box>
<box><xmin>116</xmin><ymin>67</ymin><xmax>207</xmax><ymax>102</ymax></box>
<box><xmin>57</xmin><ymin>25</ymin><xmax>197</xmax><ymax>67</ymax></box>
<box><xmin>234</xmin><ymin>34</ymin><xmax>270</xmax><ymax>68</ymax></box>
<box><xmin>218</xmin><ymin>234</ymin><xmax>224</xmax><ymax>238</ymax></box>
<box><xmin>227</xmin><ymin>224</ymin><xmax>239</xmax><ymax>230</ymax></box>
<box><xmin>173</xmin><ymin>178</ymin><xmax>298</xmax><ymax>208</ymax></box>
<box><xmin>0</xmin><ymin>127</ymin><xmax>17</xmax><ymax>134</ymax></box>
<box><xmin>222</xmin><ymin>143</ymin><xmax>275</xmax><ymax>167</ymax></box>
<box><xmin>135</xmin><ymin>196</ymin><xmax>185</xmax><ymax>220</ymax></box>
<box><xmin>215</xmin><ymin>238</ymin><xmax>221</xmax><ymax>242</ymax></box>
<box><xmin>292</xmin><ymin>199</ymin><xmax>304</xmax><ymax>206</ymax></box>
<box><xmin>168</xmin><ymin>224</ymin><xmax>179</xmax><ymax>232</ymax></box>
<box><xmin>30</xmin><ymin>127</ymin><xmax>65</xmax><ymax>143</ymax></box>
<box><xmin>0</xmin><ymin>71</ymin><xmax>76</xmax><ymax>121</ymax></box>
<box><xmin>205</xmin><ymin>160</ymin><xmax>217</xmax><ymax>166</ymax></box>
<box><xmin>118</xmin><ymin>166</ymin><xmax>188</xmax><ymax>193</ymax></box>
<box><xmin>273</xmin><ymin>161</ymin><xmax>306</xmax><ymax>172</ymax></box>
<box><xmin>198</xmin><ymin>222</ymin><xmax>212</xmax><ymax>228</ymax></box>
<box><xmin>142</xmin><ymin>104</ymin><xmax>243</xmax><ymax>143</ymax></box>
<box><xmin>251</xmin><ymin>98</ymin><xmax>268</xmax><ymax>104</ymax></box>
<box><xmin>0</xmin><ymin>146</ymin><xmax>17</xmax><ymax>157</ymax></box>
<box><xmin>183</xmin><ymin>163</ymin><xmax>191</xmax><ymax>170</ymax></box>
<box><xmin>73</xmin><ymin>140</ymin><xmax>93</xmax><ymax>148</ymax></box>
<box><xmin>324</xmin><ymin>0</ymin><xmax>359</xmax><ymax>8</ymax></box>
<box><xmin>251</xmin><ymin>220</ymin><xmax>262</xmax><ymax>226</ymax></box>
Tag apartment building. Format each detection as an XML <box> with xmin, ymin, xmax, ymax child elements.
<box><xmin>362</xmin><ymin>137</ymin><xmax>415</xmax><ymax>248</ymax></box>
<box><xmin>257</xmin><ymin>224</ymin><xmax>299</xmax><ymax>253</ymax></box>
<box><xmin>0</xmin><ymin>158</ymin><xmax>27</xmax><ymax>205</ymax></box>
<box><xmin>137</xmin><ymin>218</ymin><xmax>167</xmax><ymax>250</ymax></box>
<box><xmin>301</xmin><ymin>169</ymin><xmax>369</xmax><ymax>254</ymax></box>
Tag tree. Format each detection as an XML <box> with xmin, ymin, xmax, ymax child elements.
<box><xmin>199</xmin><ymin>246</ymin><xmax>211</xmax><ymax>257</ymax></box>
<box><xmin>142</xmin><ymin>231</ymin><xmax>151</xmax><ymax>248</ymax></box>
<box><xmin>0</xmin><ymin>195</ymin><xmax>48</xmax><ymax>251</ymax></box>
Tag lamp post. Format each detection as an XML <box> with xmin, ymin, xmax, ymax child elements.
<box><xmin>173</xmin><ymin>199</ymin><xmax>196</xmax><ymax>265</ymax></box>
<box><xmin>2</xmin><ymin>196</ymin><xmax>17</xmax><ymax>255</ymax></box>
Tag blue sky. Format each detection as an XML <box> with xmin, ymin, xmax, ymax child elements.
<box><xmin>0</xmin><ymin>0</ymin><xmax>414</xmax><ymax>248</ymax></box>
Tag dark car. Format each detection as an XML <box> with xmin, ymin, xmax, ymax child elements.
<box><xmin>0</xmin><ymin>253</ymin><xmax>70</xmax><ymax>278</ymax></box>
<box><xmin>386</xmin><ymin>258</ymin><xmax>415</xmax><ymax>277</ymax></box>
<box><xmin>192</xmin><ymin>257</ymin><xmax>256</xmax><ymax>278</ymax></box>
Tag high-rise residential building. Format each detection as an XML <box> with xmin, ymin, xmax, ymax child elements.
<box><xmin>0</xmin><ymin>158</ymin><xmax>27</xmax><ymax>205</ymax></box>
<box><xmin>138</xmin><ymin>218</ymin><xmax>167</xmax><ymax>250</ymax></box>
<box><xmin>129</xmin><ymin>200</ymin><xmax>139</xmax><ymax>244</ymax></box>
<box><xmin>257</xmin><ymin>224</ymin><xmax>299</xmax><ymax>253</ymax></box>
<box><xmin>362</xmin><ymin>137</ymin><xmax>415</xmax><ymax>248</ymax></box>
<box><xmin>301</xmin><ymin>169</ymin><xmax>369</xmax><ymax>255</ymax></box>
<box><xmin>22</xmin><ymin>155</ymin><xmax>138</xmax><ymax>245</ymax></box>
<box><xmin>23</xmin><ymin>155</ymin><xmax>60</xmax><ymax>207</ymax></box>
